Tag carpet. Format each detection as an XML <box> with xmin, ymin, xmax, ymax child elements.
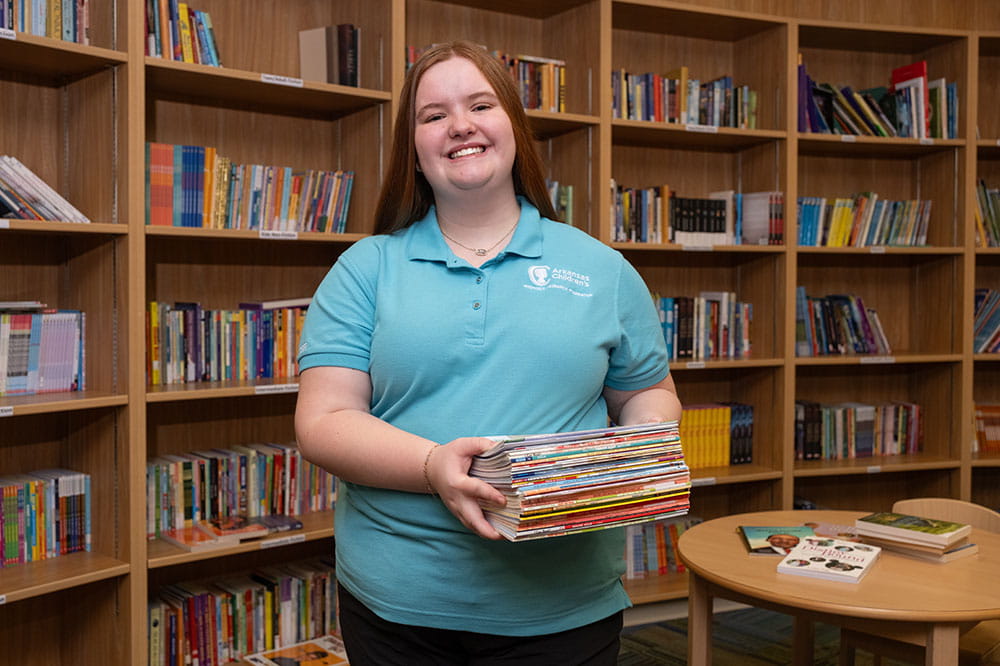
<box><xmin>617</xmin><ymin>607</ymin><xmax>910</xmax><ymax>665</ymax></box>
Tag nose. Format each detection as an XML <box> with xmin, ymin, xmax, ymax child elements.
<box><xmin>448</xmin><ymin>110</ymin><xmax>475</xmax><ymax>137</ymax></box>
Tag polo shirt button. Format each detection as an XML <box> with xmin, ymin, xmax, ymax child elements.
<box><xmin>473</xmin><ymin>301</ymin><xmax>481</xmax><ymax>310</ymax></box>
<box><xmin>476</xmin><ymin>276</ymin><xmax>483</xmax><ymax>284</ymax></box>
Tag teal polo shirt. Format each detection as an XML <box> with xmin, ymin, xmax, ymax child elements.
<box><xmin>298</xmin><ymin>199</ymin><xmax>669</xmax><ymax>636</ymax></box>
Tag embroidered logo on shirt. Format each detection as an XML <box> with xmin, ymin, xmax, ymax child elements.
<box><xmin>524</xmin><ymin>265</ymin><xmax>593</xmax><ymax>297</ymax></box>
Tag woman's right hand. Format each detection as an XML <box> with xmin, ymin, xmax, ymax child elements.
<box><xmin>425</xmin><ymin>437</ymin><xmax>508</xmax><ymax>540</ymax></box>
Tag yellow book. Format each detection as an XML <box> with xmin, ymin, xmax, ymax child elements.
<box><xmin>666</xmin><ymin>66</ymin><xmax>689</xmax><ymax>122</ymax></box>
<box><xmin>720</xmin><ymin>404</ymin><xmax>732</xmax><ymax>467</ymax></box>
<box><xmin>177</xmin><ymin>3</ymin><xmax>195</xmax><ymax>64</ymax></box>
<box><xmin>48</xmin><ymin>0</ymin><xmax>61</xmax><ymax>39</ymax></box>
<box><xmin>148</xmin><ymin>301</ymin><xmax>161</xmax><ymax>385</ymax></box>
<box><xmin>202</xmin><ymin>146</ymin><xmax>216</xmax><ymax>228</ymax></box>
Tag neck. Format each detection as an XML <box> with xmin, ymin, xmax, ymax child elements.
<box><xmin>435</xmin><ymin>190</ymin><xmax>521</xmax><ymax>241</ymax></box>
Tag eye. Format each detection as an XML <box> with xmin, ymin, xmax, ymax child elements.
<box><xmin>422</xmin><ymin>113</ymin><xmax>444</xmax><ymax>123</ymax></box>
<box><xmin>472</xmin><ymin>103</ymin><xmax>492</xmax><ymax>112</ymax></box>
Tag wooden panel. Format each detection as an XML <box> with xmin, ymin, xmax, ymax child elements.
<box><xmin>979</xmin><ymin>41</ymin><xmax>1000</xmax><ymax>139</ymax></box>
<box><xmin>687</xmin><ymin>479</ymin><xmax>782</xmax><ymax>519</ymax></box>
<box><xmin>795</xmin><ymin>469</ymin><xmax>959</xmax><ymax>511</ymax></box>
<box><xmin>971</xmin><ymin>468</ymin><xmax>1000</xmax><ymax>507</ymax></box>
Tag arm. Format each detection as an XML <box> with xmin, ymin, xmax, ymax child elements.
<box><xmin>294</xmin><ymin>365</ymin><xmax>506</xmax><ymax>539</ymax></box>
<box><xmin>603</xmin><ymin>372</ymin><xmax>682</xmax><ymax>426</ymax></box>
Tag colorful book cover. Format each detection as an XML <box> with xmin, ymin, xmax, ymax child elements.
<box><xmin>777</xmin><ymin>536</ymin><xmax>881</xmax><ymax>583</ymax></box>
<box><xmin>739</xmin><ymin>525</ymin><xmax>815</xmax><ymax>555</ymax></box>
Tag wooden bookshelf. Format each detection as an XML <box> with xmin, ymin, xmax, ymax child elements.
<box><xmin>1</xmin><ymin>1</ymin><xmax>1000</xmax><ymax>664</ymax></box>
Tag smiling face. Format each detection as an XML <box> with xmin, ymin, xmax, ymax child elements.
<box><xmin>413</xmin><ymin>56</ymin><xmax>517</xmax><ymax>203</ymax></box>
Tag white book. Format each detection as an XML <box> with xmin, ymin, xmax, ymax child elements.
<box><xmin>777</xmin><ymin>536</ymin><xmax>881</xmax><ymax>583</ymax></box>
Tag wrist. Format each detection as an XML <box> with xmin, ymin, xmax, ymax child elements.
<box><xmin>422</xmin><ymin>443</ymin><xmax>438</xmax><ymax>494</ymax></box>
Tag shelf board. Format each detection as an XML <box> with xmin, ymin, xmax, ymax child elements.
<box><xmin>796</xmin><ymin>246</ymin><xmax>964</xmax><ymax>256</ymax></box>
<box><xmin>689</xmin><ymin>464</ymin><xmax>783</xmax><ymax>487</ymax></box>
<box><xmin>614</xmin><ymin>120</ymin><xmax>784</xmax><ymax>150</ymax></box>
<box><xmin>976</xmin><ymin>247</ymin><xmax>1000</xmax><ymax>256</ymax></box>
<box><xmin>146</xmin><ymin>379</ymin><xmax>299</xmax><ymax>403</ymax></box>
<box><xmin>978</xmin><ymin>139</ymin><xmax>1000</xmax><ymax>158</ymax></box>
<box><xmin>670</xmin><ymin>358</ymin><xmax>784</xmax><ymax>371</ymax></box>
<box><xmin>0</xmin><ymin>552</ymin><xmax>129</xmax><ymax>604</ymax></box>
<box><xmin>798</xmin><ymin>22</ymin><xmax>964</xmax><ymax>53</ymax></box>
<box><xmin>794</xmin><ymin>353</ymin><xmax>962</xmax><ymax>366</ymax></box>
<box><xmin>526</xmin><ymin>109</ymin><xmax>599</xmax><ymax>140</ymax></box>
<box><xmin>144</xmin><ymin>225</ymin><xmax>366</xmax><ymax>244</ymax></box>
<box><xmin>612</xmin><ymin>2</ymin><xmax>783</xmax><ymax>41</ymax></box>
<box><xmin>145</xmin><ymin>58</ymin><xmax>391</xmax><ymax>117</ymax></box>
<box><xmin>624</xmin><ymin>571</ymin><xmax>689</xmax><ymax>606</ymax></box>
<box><xmin>798</xmin><ymin>133</ymin><xmax>964</xmax><ymax>158</ymax></box>
<box><xmin>147</xmin><ymin>511</ymin><xmax>334</xmax><ymax>569</ymax></box>
<box><xmin>612</xmin><ymin>242</ymin><xmax>785</xmax><ymax>255</ymax></box>
<box><xmin>794</xmin><ymin>454</ymin><xmax>960</xmax><ymax>477</ymax></box>
<box><xmin>973</xmin><ymin>353</ymin><xmax>1000</xmax><ymax>362</ymax></box>
<box><xmin>0</xmin><ymin>391</ymin><xmax>128</xmax><ymax>416</ymax></box>
<box><xmin>0</xmin><ymin>220</ymin><xmax>125</xmax><ymax>235</ymax></box>
<box><xmin>430</xmin><ymin>0</ymin><xmax>594</xmax><ymax>19</ymax></box>
<box><xmin>972</xmin><ymin>455</ymin><xmax>1000</xmax><ymax>468</ymax></box>
<box><xmin>0</xmin><ymin>32</ymin><xmax>126</xmax><ymax>81</ymax></box>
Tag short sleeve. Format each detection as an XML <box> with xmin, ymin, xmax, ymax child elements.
<box><xmin>604</xmin><ymin>257</ymin><xmax>669</xmax><ymax>391</ymax></box>
<box><xmin>297</xmin><ymin>239</ymin><xmax>381</xmax><ymax>373</ymax></box>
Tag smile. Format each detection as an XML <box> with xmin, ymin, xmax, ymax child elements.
<box><xmin>448</xmin><ymin>146</ymin><xmax>485</xmax><ymax>159</ymax></box>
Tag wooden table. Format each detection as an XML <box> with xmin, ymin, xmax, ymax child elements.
<box><xmin>677</xmin><ymin>510</ymin><xmax>1000</xmax><ymax>666</ymax></box>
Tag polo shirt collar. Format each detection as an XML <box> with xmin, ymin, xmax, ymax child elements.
<box><xmin>405</xmin><ymin>196</ymin><xmax>544</xmax><ymax>263</ymax></box>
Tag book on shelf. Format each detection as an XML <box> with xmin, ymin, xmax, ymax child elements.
<box><xmin>145</xmin><ymin>0</ymin><xmax>221</xmax><ymax>66</ymax></box>
<box><xmin>777</xmin><ymin>536</ymin><xmax>881</xmax><ymax>583</ymax></box>
<box><xmin>975</xmin><ymin>179</ymin><xmax>1000</xmax><ymax>247</ymax></box>
<box><xmin>245</xmin><ymin>634</ymin><xmax>348</xmax><ymax>665</ymax></box>
<box><xmin>624</xmin><ymin>515</ymin><xmax>702</xmax><ymax>578</ymax></box>
<box><xmin>855</xmin><ymin>511</ymin><xmax>971</xmax><ymax>548</ymax></box>
<box><xmin>678</xmin><ymin>402</ymin><xmax>754</xmax><ymax>469</ymax></box>
<box><xmin>299</xmin><ymin>24</ymin><xmax>360</xmax><ymax>87</ymax></box>
<box><xmin>739</xmin><ymin>525</ymin><xmax>816</xmax><ymax>555</ymax></box>
<box><xmin>0</xmin><ymin>155</ymin><xmax>90</xmax><ymax>222</ymax></box>
<box><xmin>974</xmin><ymin>403</ymin><xmax>1000</xmax><ymax>455</ymax></box>
<box><xmin>973</xmin><ymin>289</ymin><xmax>1000</xmax><ymax>353</ymax></box>
<box><xmin>469</xmin><ymin>421</ymin><xmax>689</xmax><ymax>541</ymax></box>
<box><xmin>794</xmin><ymin>400</ymin><xmax>920</xmax><ymax>460</ymax></box>
<box><xmin>198</xmin><ymin>515</ymin><xmax>270</xmax><ymax>542</ymax></box>
<box><xmin>2</xmin><ymin>0</ymin><xmax>90</xmax><ymax>44</ymax></box>
<box><xmin>159</xmin><ymin>523</ymin><xmax>235</xmax><ymax>553</ymax></box>
<box><xmin>239</xmin><ymin>297</ymin><xmax>313</xmax><ymax>310</ymax></box>
<box><xmin>890</xmin><ymin>60</ymin><xmax>930</xmax><ymax>139</ymax></box>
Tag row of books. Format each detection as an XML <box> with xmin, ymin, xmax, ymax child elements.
<box><xmin>796</xmin><ymin>193</ymin><xmax>932</xmax><ymax>247</ymax></box>
<box><xmin>546</xmin><ymin>179</ymin><xmax>574</xmax><ymax>227</ymax></box>
<box><xmin>799</xmin><ymin>58</ymin><xmax>956</xmax><ymax>139</ymax></box>
<box><xmin>1</xmin><ymin>468</ymin><xmax>91</xmax><ymax>568</ymax></box>
<box><xmin>624</xmin><ymin>515</ymin><xmax>703</xmax><ymax>579</ymax></box>
<box><xmin>0</xmin><ymin>155</ymin><xmax>90</xmax><ymax>222</ymax></box>
<box><xmin>147</xmin><ymin>299</ymin><xmax>309</xmax><ymax>386</ymax></box>
<box><xmin>975</xmin><ymin>178</ymin><xmax>1000</xmax><ymax>247</ymax></box>
<box><xmin>1</xmin><ymin>0</ymin><xmax>90</xmax><ymax>44</ymax></box>
<box><xmin>610</xmin><ymin>183</ymin><xmax>784</xmax><ymax>246</ymax></box>
<box><xmin>612</xmin><ymin>67</ymin><xmax>759</xmax><ymax>129</ymax></box>
<box><xmin>794</xmin><ymin>288</ymin><xmax>892</xmax><ymax>357</ymax></box>
<box><xmin>469</xmin><ymin>422</ymin><xmax>689</xmax><ymax>541</ymax></box>
<box><xmin>973</xmin><ymin>403</ymin><xmax>1000</xmax><ymax>455</ymax></box>
<box><xmin>0</xmin><ymin>305</ymin><xmax>86</xmax><ymax>397</ymax></box>
<box><xmin>974</xmin><ymin>288</ymin><xmax>1000</xmax><ymax>354</ymax></box>
<box><xmin>144</xmin><ymin>1</ymin><xmax>222</xmax><ymax>66</ymax></box>
<box><xmin>794</xmin><ymin>399</ymin><xmax>923</xmax><ymax>461</ymax></box>
<box><xmin>145</xmin><ymin>142</ymin><xmax>355</xmax><ymax>233</ymax></box>
<box><xmin>148</xmin><ymin>556</ymin><xmax>337</xmax><ymax>666</ymax></box>
<box><xmin>148</xmin><ymin>441</ymin><xmax>335</xmax><ymax>541</ymax></box>
<box><xmin>298</xmin><ymin>23</ymin><xmax>360</xmax><ymax>87</ymax></box>
<box><xmin>407</xmin><ymin>46</ymin><xmax>566</xmax><ymax>113</ymax></box>
<box><xmin>654</xmin><ymin>293</ymin><xmax>753</xmax><ymax>362</ymax></box>
<box><xmin>680</xmin><ymin>402</ymin><xmax>754</xmax><ymax>469</ymax></box>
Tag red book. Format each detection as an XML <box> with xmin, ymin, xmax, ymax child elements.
<box><xmin>890</xmin><ymin>60</ymin><xmax>930</xmax><ymax>138</ymax></box>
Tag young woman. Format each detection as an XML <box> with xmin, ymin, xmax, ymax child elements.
<box><xmin>295</xmin><ymin>40</ymin><xmax>682</xmax><ymax>665</ymax></box>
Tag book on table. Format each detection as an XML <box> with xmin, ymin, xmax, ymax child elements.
<box><xmin>245</xmin><ymin>634</ymin><xmax>348</xmax><ymax>665</ymax></box>
<box><xmin>777</xmin><ymin>536</ymin><xmax>881</xmax><ymax>583</ymax></box>
<box><xmin>854</xmin><ymin>511</ymin><xmax>971</xmax><ymax>548</ymax></box>
<box><xmin>738</xmin><ymin>525</ymin><xmax>816</xmax><ymax>555</ymax></box>
<box><xmin>469</xmin><ymin>421</ymin><xmax>689</xmax><ymax>541</ymax></box>
<box><xmin>858</xmin><ymin>533</ymin><xmax>979</xmax><ymax>564</ymax></box>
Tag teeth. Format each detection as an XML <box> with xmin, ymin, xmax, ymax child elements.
<box><xmin>449</xmin><ymin>146</ymin><xmax>484</xmax><ymax>159</ymax></box>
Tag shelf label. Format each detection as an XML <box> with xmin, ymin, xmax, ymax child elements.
<box><xmin>0</xmin><ymin>28</ymin><xmax>15</xmax><ymax>40</ymax></box>
<box><xmin>869</xmin><ymin>246</ymin><xmax>886</xmax><ymax>254</ymax></box>
<box><xmin>0</xmin><ymin>594</ymin><xmax>6</xmax><ymax>605</ymax></box>
<box><xmin>255</xmin><ymin>383</ymin><xmax>299</xmax><ymax>395</ymax></box>
<box><xmin>682</xmin><ymin>245</ymin><xmax>713</xmax><ymax>252</ymax></box>
<box><xmin>261</xmin><ymin>73</ymin><xmax>304</xmax><ymax>88</ymax></box>
<box><xmin>860</xmin><ymin>356</ymin><xmax>895</xmax><ymax>365</ymax></box>
<box><xmin>919</xmin><ymin>138</ymin><xmax>934</xmax><ymax>146</ymax></box>
<box><xmin>0</xmin><ymin>406</ymin><xmax>12</xmax><ymax>418</ymax></box>
<box><xmin>996</xmin><ymin>139</ymin><xmax>1000</xmax><ymax>148</ymax></box>
<box><xmin>840</xmin><ymin>134</ymin><xmax>857</xmax><ymax>142</ymax></box>
<box><xmin>261</xmin><ymin>533</ymin><xmax>306</xmax><ymax>549</ymax></box>
<box><xmin>685</xmin><ymin>123</ymin><xmax>718</xmax><ymax>134</ymax></box>
<box><xmin>0</xmin><ymin>220</ymin><xmax>9</xmax><ymax>229</ymax></box>
<box><xmin>691</xmin><ymin>477</ymin><xmax>716</xmax><ymax>487</ymax></box>
<box><xmin>259</xmin><ymin>229</ymin><xmax>299</xmax><ymax>240</ymax></box>
<box><xmin>866</xmin><ymin>465</ymin><xmax>882</xmax><ymax>474</ymax></box>
<box><xmin>685</xmin><ymin>361</ymin><xmax>706</xmax><ymax>369</ymax></box>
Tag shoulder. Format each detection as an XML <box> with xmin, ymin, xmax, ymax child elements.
<box><xmin>538</xmin><ymin>218</ymin><xmax>626</xmax><ymax>266</ymax></box>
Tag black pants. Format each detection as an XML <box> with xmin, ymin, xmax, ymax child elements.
<box><xmin>337</xmin><ymin>585</ymin><xmax>623</xmax><ymax>666</ymax></box>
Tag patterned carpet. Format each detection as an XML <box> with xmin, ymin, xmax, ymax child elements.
<box><xmin>618</xmin><ymin>607</ymin><xmax>909</xmax><ymax>665</ymax></box>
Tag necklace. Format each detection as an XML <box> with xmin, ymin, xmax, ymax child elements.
<box><xmin>439</xmin><ymin>219</ymin><xmax>518</xmax><ymax>257</ymax></box>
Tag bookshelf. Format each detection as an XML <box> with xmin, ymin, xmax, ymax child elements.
<box><xmin>1</xmin><ymin>1</ymin><xmax>999</xmax><ymax>664</ymax></box>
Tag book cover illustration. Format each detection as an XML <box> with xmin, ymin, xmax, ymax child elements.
<box><xmin>739</xmin><ymin>525</ymin><xmax>815</xmax><ymax>555</ymax></box>
<box><xmin>777</xmin><ymin>536</ymin><xmax>881</xmax><ymax>583</ymax></box>
<box><xmin>245</xmin><ymin>635</ymin><xmax>348</xmax><ymax>665</ymax></box>
<box><xmin>855</xmin><ymin>511</ymin><xmax>971</xmax><ymax>546</ymax></box>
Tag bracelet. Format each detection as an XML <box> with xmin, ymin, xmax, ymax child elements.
<box><xmin>422</xmin><ymin>444</ymin><xmax>438</xmax><ymax>495</ymax></box>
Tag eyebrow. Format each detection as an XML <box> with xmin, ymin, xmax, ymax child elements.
<box><xmin>416</xmin><ymin>90</ymin><xmax>498</xmax><ymax>117</ymax></box>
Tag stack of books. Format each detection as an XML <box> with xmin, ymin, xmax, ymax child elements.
<box><xmin>854</xmin><ymin>511</ymin><xmax>976</xmax><ymax>563</ymax></box>
<box><xmin>469</xmin><ymin>421</ymin><xmax>689</xmax><ymax>541</ymax></box>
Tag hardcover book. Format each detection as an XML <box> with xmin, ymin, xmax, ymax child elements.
<box><xmin>777</xmin><ymin>536</ymin><xmax>881</xmax><ymax>583</ymax></box>
<box><xmin>739</xmin><ymin>525</ymin><xmax>815</xmax><ymax>555</ymax></box>
<box><xmin>245</xmin><ymin>634</ymin><xmax>348</xmax><ymax>665</ymax></box>
<box><xmin>855</xmin><ymin>511</ymin><xmax>971</xmax><ymax>547</ymax></box>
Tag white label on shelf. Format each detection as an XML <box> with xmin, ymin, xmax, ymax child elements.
<box><xmin>919</xmin><ymin>138</ymin><xmax>934</xmax><ymax>146</ymax></box>
<box><xmin>840</xmin><ymin>134</ymin><xmax>857</xmax><ymax>142</ymax></box>
<box><xmin>691</xmin><ymin>477</ymin><xmax>716</xmax><ymax>487</ymax></box>
<box><xmin>261</xmin><ymin>73</ymin><xmax>304</xmax><ymax>88</ymax></box>
<box><xmin>685</xmin><ymin>361</ymin><xmax>706</xmax><ymax>369</ymax></box>
<box><xmin>685</xmin><ymin>123</ymin><xmax>718</xmax><ymax>134</ymax></box>
<box><xmin>261</xmin><ymin>533</ymin><xmax>307</xmax><ymax>549</ymax></box>
<box><xmin>259</xmin><ymin>229</ymin><xmax>299</xmax><ymax>240</ymax></box>
<box><xmin>0</xmin><ymin>594</ymin><xmax>6</xmax><ymax>605</ymax></box>
<box><xmin>860</xmin><ymin>356</ymin><xmax>896</xmax><ymax>365</ymax></box>
<box><xmin>0</xmin><ymin>406</ymin><xmax>12</xmax><ymax>418</ymax></box>
<box><xmin>254</xmin><ymin>383</ymin><xmax>299</xmax><ymax>395</ymax></box>
<box><xmin>866</xmin><ymin>465</ymin><xmax>882</xmax><ymax>474</ymax></box>
<box><xmin>0</xmin><ymin>28</ymin><xmax>15</xmax><ymax>40</ymax></box>
<box><xmin>681</xmin><ymin>245</ymin><xmax>713</xmax><ymax>252</ymax></box>
<box><xmin>0</xmin><ymin>220</ymin><xmax>9</xmax><ymax>229</ymax></box>
<box><xmin>996</xmin><ymin>139</ymin><xmax>1000</xmax><ymax>148</ymax></box>
<box><xmin>869</xmin><ymin>246</ymin><xmax>887</xmax><ymax>254</ymax></box>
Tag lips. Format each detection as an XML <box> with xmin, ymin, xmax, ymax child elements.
<box><xmin>448</xmin><ymin>145</ymin><xmax>486</xmax><ymax>159</ymax></box>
